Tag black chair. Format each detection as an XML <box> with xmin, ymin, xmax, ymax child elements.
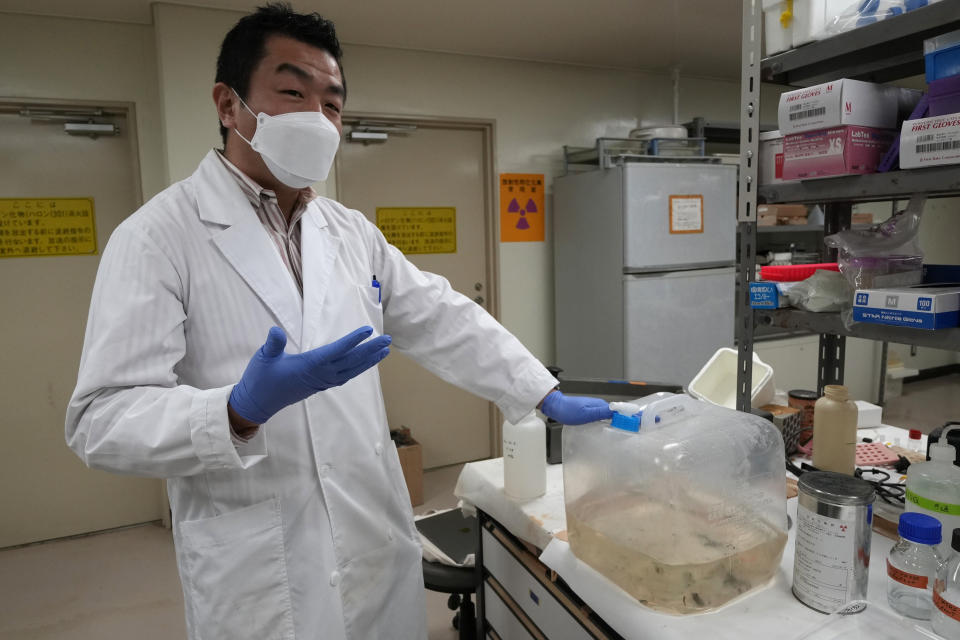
<box><xmin>422</xmin><ymin>559</ymin><xmax>477</xmax><ymax>638</ymax></box>
<box><xmin>417</xmin><ymin>510</ymin><xmax>480</xmax><ymax>640</ymax></box>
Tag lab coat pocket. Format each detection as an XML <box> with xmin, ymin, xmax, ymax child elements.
<box><xmin>355</xmin><ymin>284</ymin><xmax>384</xmax><ymax>337</ymax></box>
<box><xmin>179</xmin><ymin>498</ymin><xmax>295</xmax><ymax>640</ymax></box>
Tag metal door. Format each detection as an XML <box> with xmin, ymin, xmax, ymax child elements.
<box><xmin>0</xmin><ymin>100</ymin><xmax>164</xmax><ymax>548</ymax></box>
<box><xmin>337</xmin><ymin>119</ymin><xmax>497</xmax><ymax>469</ymax></box>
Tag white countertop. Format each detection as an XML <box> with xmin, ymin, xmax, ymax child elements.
<box><xmin>454</xmin><ymin>426</ymin><xmax>939</xmax><ymax>640</ymax></box>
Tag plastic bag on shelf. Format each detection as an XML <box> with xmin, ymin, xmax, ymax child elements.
<box><xmin>821</xmin><ymin>0</ymin><xmax>907</xmax><ymax>37</ymax></box>
<box><xmin>824</xmin><ymin>193</ymin><xmax>926</xmax><ymax>292</ymax></box>
<box><xmin>785</xmin><ymin>269</ymin><xmax>853</xmax><ymax>312</ymax></box>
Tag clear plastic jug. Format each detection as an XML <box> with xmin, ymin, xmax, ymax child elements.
<box><xmin>562</xmin><ymin>394</ymin><xmax>788</xmax><ymax>614</ymax></box>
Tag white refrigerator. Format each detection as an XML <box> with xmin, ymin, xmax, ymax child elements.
<box><xmin>554</xmin><ymin>161</ymin><xmax>737</xmax><ymax>385</ymax></box>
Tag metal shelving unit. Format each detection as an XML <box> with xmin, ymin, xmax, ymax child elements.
<box><xmin>735</xmin><ymin>0</ymin><xmax>960</xmax><ymax>411</ymax></box>
<box><xmin>763</xmin><ymin>0</ymin><xmax>960</xmax><ymax>87</ymax></box>
<box><xmin>756</xmin><ymin>310</ymin><xmax>960</xmax><ymax>351</ymax></box>
<box><xmin>760</xmin><ymin>165</ymin><xmax>960</xmax><ymax>205</ymax></box>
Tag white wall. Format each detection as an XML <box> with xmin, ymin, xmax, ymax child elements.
<box><xmin>756</xmin><ymin>337</ymin><xmax>882</xmax><ymax>402</ymax></box>
<box><xmin>153</xmin><ymin>3</ymin><xmax>780</xmax><ymax>364</ymax></box>
<box><xmin>0</xmin><ymin>13</ymin><xmax>166</xmax><ymax>202</ymax></box>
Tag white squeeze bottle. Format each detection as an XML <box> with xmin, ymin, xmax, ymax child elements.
<box><xmin>906</xmin><ymin>426</ymin><xmax>960</xmax><ymax>556</ymax></box>
<box><xmin>503</xmin><ymin>411</ymin><xmax>546</xmax><ymax>500</ymax></box>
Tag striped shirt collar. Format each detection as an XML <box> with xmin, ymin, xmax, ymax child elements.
<box><xmin>214</xmin><ymin>149</ymin><xmax>318</xmax><ymax>213</ymax></box>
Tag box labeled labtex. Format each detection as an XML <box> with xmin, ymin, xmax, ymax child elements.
<box><xmin>783</xmin><ymin>126</ymin><xmax>895</xmax><ymax>180</ymax></box>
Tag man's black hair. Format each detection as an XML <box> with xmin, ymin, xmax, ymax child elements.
<box><xmin>215</xmin><ymin>2</ymin><xmax>345</xmax><ymax>144</ymax></box>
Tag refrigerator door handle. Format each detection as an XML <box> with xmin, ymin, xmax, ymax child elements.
<box><xmin>624</xmin><ymin>261</ymin><xmax>735</xmax><ymax>275</ymax></box>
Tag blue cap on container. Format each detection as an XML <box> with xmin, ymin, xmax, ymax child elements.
<box><xmin>898</xmin><ymin>512</ymin><xmax>943</xmax><ymax>545</ymax></box>
<box><xmin>610</xmin><ymin>412</ymin><xmax>640</xmax><ymax>433</ymax></box>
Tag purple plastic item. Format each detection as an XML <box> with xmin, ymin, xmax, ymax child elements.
<box><xmin>879</xmin><ymin>94</ymin><xmax>928</xmax><ymax>173</ymax></box>
<box><xmin>929</xmin><ymin>75</ymin><xmax>960</xmax><ymax>117</ymax></box>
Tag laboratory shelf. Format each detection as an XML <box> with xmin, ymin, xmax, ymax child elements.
<box><xmin>759</xmin><ymin>166</ymin><xmax>960</xmax><ymax>205</ymax></box>
<box><xmin>757</xmin><ymin>223</ymin><xmax>870</xmax><ymax>233</ymax></box>
<box><xmin>761</xmin><ymin>0</ymin><xmax>960</xmax><ymax>87</ymax></box>
<box><xmin>757</xmin><ymin>224</ymin><xmax>822</xmax><ymax>233</ymax></box>
<box><xmin>755</xmin><ymin>309</ymin><xmax>960</xmax><ymax>351</ymax></box>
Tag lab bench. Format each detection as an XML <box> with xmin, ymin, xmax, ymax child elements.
<box><xmin>453</xmin><ymin>428</ymin><xmax>929</xmax><ymax>640</ymax></box>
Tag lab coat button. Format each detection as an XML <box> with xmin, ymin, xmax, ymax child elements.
<box><xmin>387</xmin><ymin>527</ymin><xmax>394</xmax><ymax>541</ymax></box>
<box><xmin>329</xmin><ymin>570</ymin><xmax>341</xmax><ymax>587</ymax></box>
<box><xmin>375</xmin><ymin>442</ymin><xmax>384</xmax><ymax>456</ymax></box>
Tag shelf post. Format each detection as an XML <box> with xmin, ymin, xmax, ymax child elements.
<box><xmin>817</xmin><ymin>202</ymin><xmax>852</xmax><ymax>394</ymax></box>
<box><xmin>736</xmin><ymin>0</ymin><xmax>763</xmax><ymax>413</ymax></box>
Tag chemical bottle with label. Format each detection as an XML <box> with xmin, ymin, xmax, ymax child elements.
<box><xmin>886</xmin><ymin>512</ymin><xmax>944</xmax><ymax>619</ymax></box>
<box><xmin>503</xmin><ymin>411</ymin><xmax>546</xmax><ymax>500</ymax></box>
<box><xmin>812</xmin><ymin>385</ymin><xmax>858</xmax><ymax>475</ymax></box>
<box><xmin>905</xmin><ymin>426</ymin><xmax>960</xmax><ymax>556</ymax></box>
<box><xmin>933</xmin><ymin>528</ymin><xmax>960</xmax><ymax>639</ymax></box>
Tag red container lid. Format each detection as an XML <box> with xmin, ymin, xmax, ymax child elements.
<box><xmin>909</xmin><ymin>429</ymin><xmax>922</xmax><ymax>440</ymax></box>
<box><xmin>760</xmin><ymin>263</ymin><xmax>840</xmax><ymax>282</ymax></box>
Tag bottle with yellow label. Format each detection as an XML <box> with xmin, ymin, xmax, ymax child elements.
<box><xmin>906</xmin><ymin>426</ymin><xmax>960</xmax><ymax>556</ymax></box>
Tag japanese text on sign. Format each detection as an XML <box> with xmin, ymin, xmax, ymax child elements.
<box><xmin>500</xmin><ymin>173</ymin><xmax>544</xmax><ymax>242</ymax></box>
<box><xmin>0</xmin><ymin>198</ymin><xmax>97</xmax><ymax>258</ymax></box>
<box><xmin>669</xmin><ymin>195</ymin><xmax>704</xmax><ymax>234</ymax></box>
<box><xmin>375</xmin><ymin>207</ymin><xmax>456</xmax><ymax>255</ymax></box>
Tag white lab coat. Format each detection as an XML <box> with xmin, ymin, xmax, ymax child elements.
<box><xmin>66</xmin><ymin>150</ymin><xmax>557</xmax><ymax>640</ymax></box>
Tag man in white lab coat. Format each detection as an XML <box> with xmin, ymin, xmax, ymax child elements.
<box><xmin>65</xmin><ymin>3</ymin><xmax>611</xmax><ymax>639</ymax></box>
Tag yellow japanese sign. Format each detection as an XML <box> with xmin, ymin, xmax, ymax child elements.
<box><xmin>375</xmin><ymin>207</ymin><xmax>456</xmax><ymax>255</ymax></box>
<box><xmin>0</xmin><ymin>198</ymin><xmax>97</xmax><ymax>258</ymax></box>
<box><xmin>499</xmin><ymin>173</ymin><xmax>544</xmax><ymax>242</ymax></box>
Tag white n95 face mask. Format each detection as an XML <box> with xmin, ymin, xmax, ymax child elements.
<box><xmin>233</xmin><ymin>89</ymin><xmax>341</xmax><ymax>188</ymax></box>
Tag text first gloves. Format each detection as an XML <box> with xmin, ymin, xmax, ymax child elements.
<box><xmin>229</xmin><ymin>326</ymin><xmax>391</xmax><ymax>425</ymax></box>
<box><xmin>540</xmin><ymin>390</ymin><xmax>613</xmax><ymax>425</ymax></box>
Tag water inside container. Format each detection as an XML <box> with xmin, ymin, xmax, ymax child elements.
<box><xmin>567</xmin><ymin>482</ymin><xmax>787</xmax><ymax>614</ymax></box>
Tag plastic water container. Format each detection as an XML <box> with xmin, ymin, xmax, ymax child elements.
<box><xmin>763</xmin><ymin>0</ymin><xmax>794</xmax><ymax>56</ymax></box>
<box><xmin>925</xmin><ymin>28</ymin><xmax>960</xmax><ymax>83</ymax></box>
<box><xmin>563</xmin><ymin>395</ymin><xmax>788</xmax><ymax>614</ymax></box>
<box><xmin>687</xmin><ymin>347</ymin><xmax>776</xmax><ymax>410</ymax></box>
<box><xmin>792</xmin><ymin>0</ymin><xmax>857</xmax><ymax>48</ymax></box>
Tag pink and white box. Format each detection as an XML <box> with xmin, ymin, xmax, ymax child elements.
<box><xmin>782</xmin><ymin>125</ymin><xmax>896</xmax><ymax>180</ymax></box>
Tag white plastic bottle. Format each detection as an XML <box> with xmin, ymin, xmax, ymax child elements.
<box><xmin>503</xmin><ymin>412</ymin><xmax>546</xmax><ymax>500</ymax></box>
<box><xmin>933</xmin><ymin>528</ymin><xmax>960</xmax><ymax>639</ymax></box>
<box><xmin>906</xmin><ymin>426</ymin><xmax>960</xmax><ymax>556</ymax></box>
<box><xmin>812</xmin><ymin>385</ymin><xmax>857</xmax><ymax>475</ymax></box>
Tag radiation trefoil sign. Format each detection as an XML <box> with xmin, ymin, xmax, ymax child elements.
<box><xmin>499</xmin><ymin>174</ymin><xmax>544</xmax><ymax>242</ymax></box>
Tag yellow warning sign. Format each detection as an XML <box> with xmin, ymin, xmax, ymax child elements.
<box><xmin>0</xmin><ymin>198</ymin><xmax>97</xmax><ymax>258</ymax></box>
<box><xmin>375</xmin><ymin>207</ymin><xmax>456</xmax><ymax>255</ymax></box>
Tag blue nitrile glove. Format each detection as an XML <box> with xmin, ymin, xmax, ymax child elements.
<box><xmin>540</xmin><ymin>390</ymin><xmax>613</xmax><ymax>425</ymax></box>
<box><xmin>229</xmin><ymin>326</ymin><xmax>391</xmax><ymax>424</ymax></box>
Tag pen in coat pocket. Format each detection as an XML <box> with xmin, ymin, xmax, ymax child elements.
<box><xmin>371</xmin><ymin>275</ymin><xmax>381</xmax><ymax>303</ymax></box>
